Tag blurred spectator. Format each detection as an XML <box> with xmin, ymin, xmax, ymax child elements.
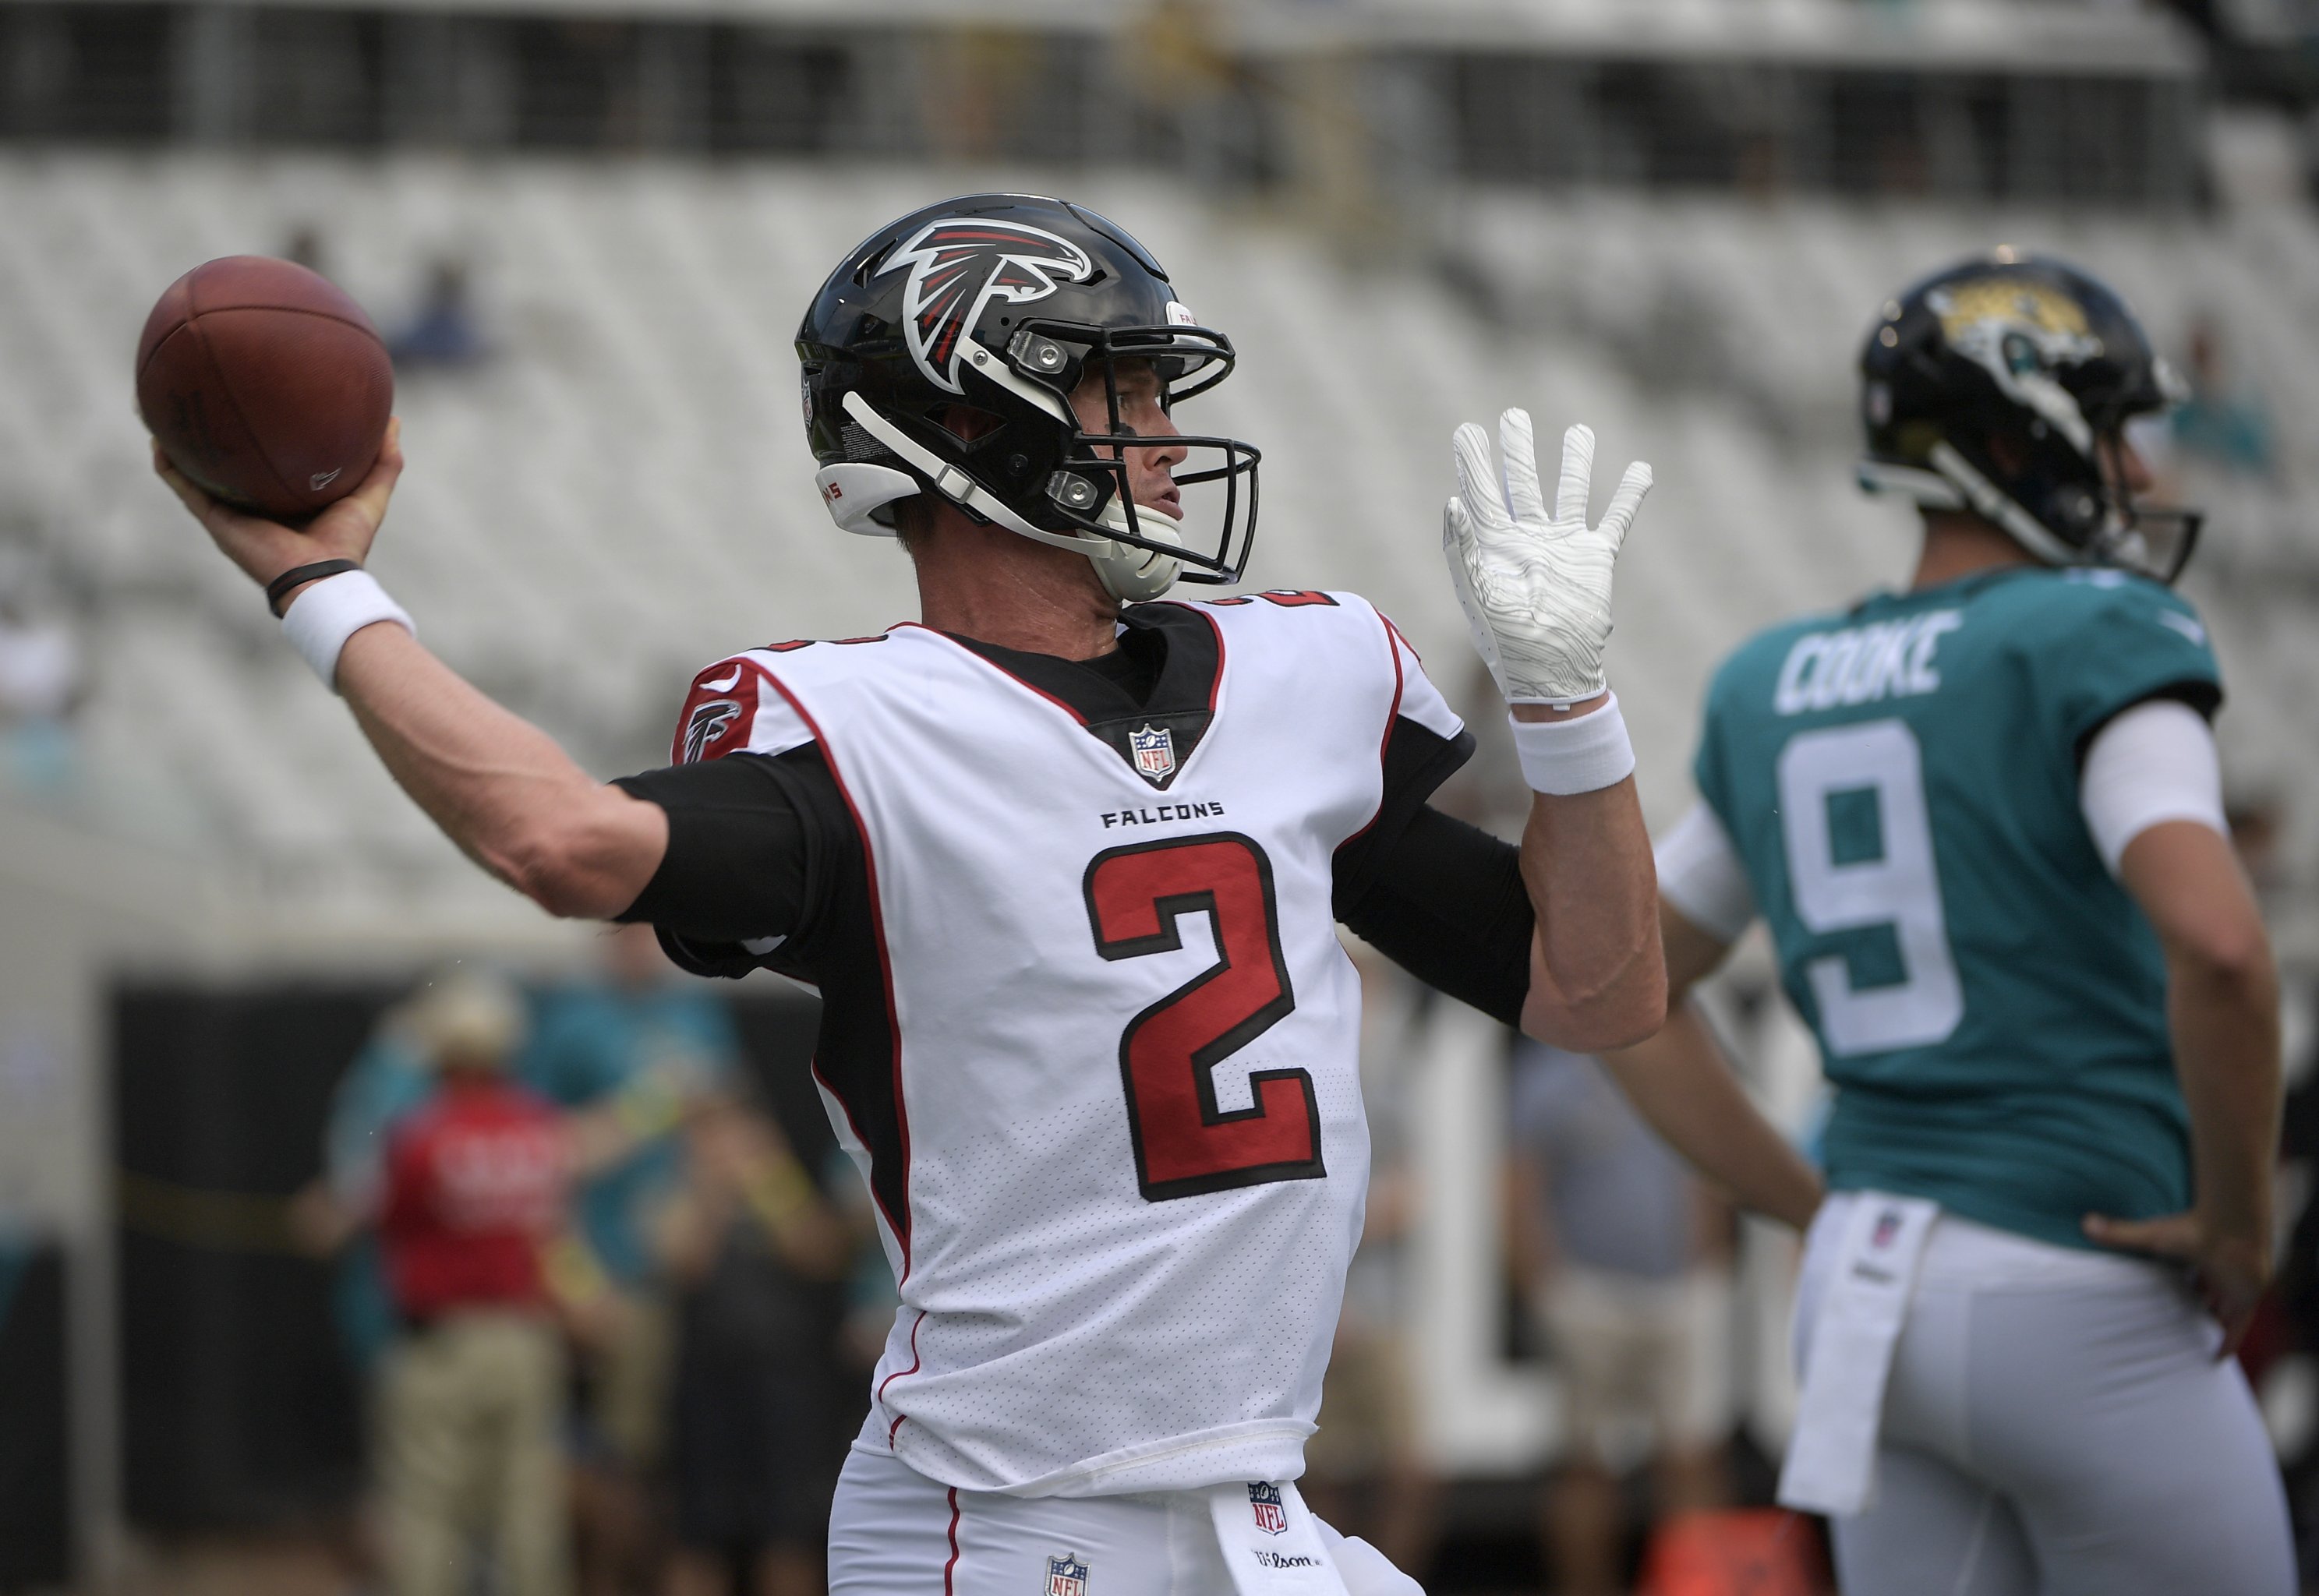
<box><xmin>833</xmin><ymin>1148</ymin><xmax>902</xmax><ymax>1379</ymax></box>
<box><xmin>2261</xmin><ymin>772</ymin><xmax>2319</xmax><ymax>1586</ymax></box>
<box><xmin>375</xmin><ymin>971</ymin><xmax>572</xmax><ymax>1596</ymax></box>
<box><xmin>0</xmin><ymin>598</ymin><xmax>78</xmax><ymax>715</ymax></box>
<box><xmin>2229</xmin><ymin>791</ymin><xmax>2289</xmax><ymax>900</ymax></box>
<box><xmin>2172</xmin><ymin>316</ymin><xmax>2275</xmax><ymax>478</ymax></box>
<box><xmin>1507</xmin><ymin>1039</ymin><xmax>1733</xmax><ymax>1596</ymax></box>
<box><xmin>520</xmin><ymin>924</ymin><xmax>739</xmax><ymax>1596</ymax></box>
<box><xmin>1126</xmin><ymin>0</ymin><xmax>1239</xmax><ymax>185</ymax></box>
<box><xmin>390</xmin><ymin>258</ymin><xmax>489</xmax><ymax>369</ymax></box>
<box><xmin>283</xmin><ymin>224</ymin><xmax>327</xmax><ymax>275</ymax></box>
<box><xmin>921</xmin><ymin>26</ymin><xmax>1041</xmax><ymax>161</ymax></box>
<box><xmin>2240</xmin><ymin>793</ymin><xmax>2304</xmax><ymax>1379</ymax></box>
<box><xmin>292</xmin><ymin>976</ymin><xmax>504</xmax><ymax>1596</ymax></box>
<box><xmin>0</xmin><ymin>582</ymin><xmax>82</xmax><ymax>796</ymax></box>
<box><xmin>295</xmin><ymin>994</ymin><xmax>441</xmax><ymax>1375</ymax></box>
<box><xmin>1301</xmin><ymin>954</ymin><xmax>1441</xmax><ymax>1578</ymax></box>
<box><xmin>654</xmin><ymin>1093</ymin><xmax>854</xmax><ymax>1596</ymax></box>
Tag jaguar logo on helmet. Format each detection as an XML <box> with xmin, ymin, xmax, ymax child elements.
<box><xmin>1858</xmin><ymin>252</ymin><xmax>2204</xmax><ymax>585</ymax></box>
<box><xmin>878</xmin><ymin>217</ymin><xmax>1095</xmax><ymax>396</ymax></box>
<box><xmin>1926</xmin><ymin>275</ymin><xmax>2105</xmax><ymax>453</ymax></box>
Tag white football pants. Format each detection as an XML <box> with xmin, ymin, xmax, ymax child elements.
<box><xmin>828</xmin><ymin>1445</ymin><xmax>1423</xmax><ymax>1596</ymax></box>
<box><xmin>1797</xmin><ymin>1194</ymin><xmax>2293</xmax><ymax>1596</ymax></box>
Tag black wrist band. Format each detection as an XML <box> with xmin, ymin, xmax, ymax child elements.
<box><xmin>267</xmin><ymin>560</ymin><xmax>362</xmax><ymax>617</ymax></box>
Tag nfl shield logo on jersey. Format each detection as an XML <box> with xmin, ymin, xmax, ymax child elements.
<box><xmin>1248</xmin><ymin>1481</ymin><xmax>1289</xmax><ymax>1536</ymax></box>
<box><xmin>1045</xmin><ymin>1552</ymin><xmax>1089</xmax><ymax>1596</ymax></box>
<box><xmin>1129</xmin><ymin>723</ymin><xmax>1175</xmax><ymax>783</ymax></box>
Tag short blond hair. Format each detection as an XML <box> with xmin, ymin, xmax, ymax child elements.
<box><xmin>400</xmin><ymin>967</ymin><xmax>527</xmax><ymax>1070</ymax></box>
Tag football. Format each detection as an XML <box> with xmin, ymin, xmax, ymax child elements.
<box><xmin>136</xmin><ymin>255</ymin><xmax>394</xmax><ymax>521</ymax></box>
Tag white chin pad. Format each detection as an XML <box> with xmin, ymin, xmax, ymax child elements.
<box><xmin>815</xmin><ymin>462</ymin><xmax>919</xmax><ymax>537</ymax></box>
<box><xmin>1090</xmin><ymin>507</ymin><xmax>1183</xmax><ymax>601</ymax></box>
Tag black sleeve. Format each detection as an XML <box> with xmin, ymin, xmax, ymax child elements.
<box><xmin>1339</xmin><ymin>804</ymin><xmax>1535</xmax><ymax>1029</ymax></box>
<box><xmin>1333</xmin><ymin>715</ymin><xmax>1476</xmax><ymax>908</ymax></box>
<box><xmin>610</xmin><ymin>744</ymin><xmax>855</xmax><ymax>977</ymax></box>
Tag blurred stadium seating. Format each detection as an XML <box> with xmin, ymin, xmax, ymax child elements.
<box><xmin>7</xmin><ymin>2</ymin><xmax>2319</xmax><ymax>1584</ymax></box>
<box><xmin>2</xmin><ymin>152</ymin><xmax>2314</xmax><ymax>937</ymax></box>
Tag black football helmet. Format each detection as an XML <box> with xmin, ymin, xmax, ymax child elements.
<box><xmin>795</xmin><ymin>194</ymin><xmax>1259</xmax><ymax>600</ymax></box>
<box><xmin>1857</xmin><ymin>252</ymin><xmax>2201</xmax><ymax>583</ymax></box>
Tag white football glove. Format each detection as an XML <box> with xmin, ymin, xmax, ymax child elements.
<box><xmin>1443</xmin><ymin>409</ymin><xmax>1652</xmax><ymax>705</ymax></box>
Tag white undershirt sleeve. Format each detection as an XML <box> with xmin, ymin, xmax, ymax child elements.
<box><xmin>2079</xmin><ymin>697</ymin><xmax>2227</xmax><ymax>876</ymax></box>
<box><xmin>1656</xmin><ymin>800</ymin><xmax>1757</xmax><ymax>945</ymax></box>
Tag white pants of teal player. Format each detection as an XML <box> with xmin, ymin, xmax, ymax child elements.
<box><xmin>1798</xmin><ymin>1192</ymin><xmax>2292</xmax><ymax>1596</ymax></box>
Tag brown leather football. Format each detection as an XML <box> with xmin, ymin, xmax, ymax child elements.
<box><xmin>136</xmin><ymin>256</ymin><xmax>394</xmax><ymax>520</ymax></box>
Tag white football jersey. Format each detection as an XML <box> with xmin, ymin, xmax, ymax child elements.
<box><xmin>666</xmin><ymin>591</ymin><xmax>1464</xmax><ymax>1497</ymax></box>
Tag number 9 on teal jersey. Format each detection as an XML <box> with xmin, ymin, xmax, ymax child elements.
<box><xmin>1776</xmin><ymin>719</ymin><xmax>1964</xmax><ymax>1057</ymax></box>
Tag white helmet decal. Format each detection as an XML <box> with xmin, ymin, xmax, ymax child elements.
<box><xmin>878</xmin><ymin>217</ymin><xmax>1095</xmax><ymax>395</ymax></box>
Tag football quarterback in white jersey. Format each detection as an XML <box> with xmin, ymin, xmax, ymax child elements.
<box><xmin>155</xmin><ymin>193</ymin><xmax>1815</xmax><ymax>1595</ymax></box>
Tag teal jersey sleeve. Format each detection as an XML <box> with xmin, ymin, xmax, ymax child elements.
<box><xmin>1691</xmin><ymin>674</ymin><xmax>1734</xmax><ymax>835</ymax></box>
<box><xmin>2030</xmin><ymin>570</ymin><xmax>2222</xmax><ymax>754</ymax></box>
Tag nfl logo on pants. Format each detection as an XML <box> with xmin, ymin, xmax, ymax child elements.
<box><xmin>1248</xmin><ymin>1482</ymin><xmax>1289</xmax><ymax>1536</ymax></box>
<box><xmin>1047</xmin><ymin>1552</ymin><xmax>1089</xmax><ymax>1596</ymax></box>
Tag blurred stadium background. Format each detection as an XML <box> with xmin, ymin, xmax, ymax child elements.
<box><xmin>2</xmin><ymin>0</ymin><xmax>2317</xmax><ymax>1591</ymax></box>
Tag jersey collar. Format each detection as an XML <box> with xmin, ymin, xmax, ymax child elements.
<box><xmin>941</xmin><ymin>603</ymin><xmax>1223</xmax><ymax>792</ymax></box>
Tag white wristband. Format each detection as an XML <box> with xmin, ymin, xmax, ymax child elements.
<box><xmin>1509</xmin><ymin>692</ymin><xmax>1635</xmax><ymax>796</ymax></box>
<box><xmin>280</xmin><ymin>570</ymin><xmax>414</xmax><ymax>691</ymax></box>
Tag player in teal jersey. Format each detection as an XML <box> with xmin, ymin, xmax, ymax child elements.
<box><xmin>1601</xmin><ymin>256</ymin><xmax>2291</xmax><ymax>1594</ymax></box>
<box><xmin>1692</xmin><ymin>566</ymin><xmax>2222</xmax><ymax>1252</ymax></box>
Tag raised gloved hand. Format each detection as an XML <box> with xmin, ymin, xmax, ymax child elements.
<box><xmin>1443</xmin><ymin>409</ymin><xmax>1652</xmax><ymax>705</ymax></box>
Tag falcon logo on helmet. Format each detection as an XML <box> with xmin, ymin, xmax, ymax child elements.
<box><xmin>881</xmin><ymin>218</ymin><xmax>1095</xmax><ymax>395</ymax></box>
<box><xmin>798</xmin><ymin>194</ymin><xmax>1262</xmax><ymax>599</ymax></box>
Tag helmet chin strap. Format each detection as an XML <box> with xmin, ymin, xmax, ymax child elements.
<box><xmin>1925</xmin><ymin>442</ymin><xmax>2083</xmax><ymax>568</ymax></box>
<box><xmin>1872</xmin><ymin>443</ymin><xmax>2192</xmax><ymax>582</ymax></box>
<box><xmin>1087</xmin><ymin>500</ymin><xmax>1182</xmax><ymax>601</ymax></box>
<box><xmin>842</xmin><ymin>391</ymin><xmax>1184</xmax><ymax>600</ymax></box>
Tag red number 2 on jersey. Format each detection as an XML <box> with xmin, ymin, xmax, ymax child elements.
<box><xmin>1083</xmin><ymin>833</ymin><xmax>1321</xmax><ymax>1202</ymax></box>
